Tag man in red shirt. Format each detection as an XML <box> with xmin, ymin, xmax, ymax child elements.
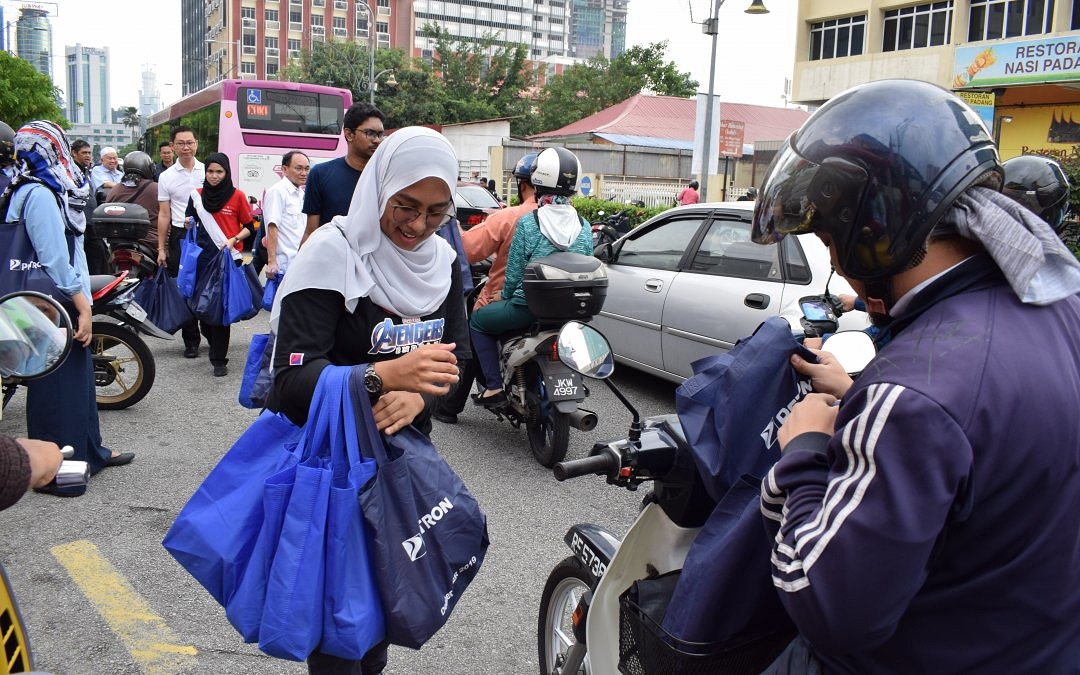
<box><xmin>432</xmin><ymin>153</ymin><xmax>540</xmax><ymax>424</ymax></box>
<box><xmin>677</xmin><ymin>180</ymin><xmax>700</xmax><ymax>205</ymax></box>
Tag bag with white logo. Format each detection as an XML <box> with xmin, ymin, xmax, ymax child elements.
<box><xmin>0</xmin><ymin>184</ymin><xmax>77</xmax><ymax>306</ymax></box>
<box><xmin>350</xmin><ymin>366</ymin><xmax>490</xmax><ymax>649</ymax></box>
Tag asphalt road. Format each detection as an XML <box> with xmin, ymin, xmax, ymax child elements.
<box><xmin>0</xmin><ymin>312</ymin><xmax>679</xmax><ymax>674</ymax></box>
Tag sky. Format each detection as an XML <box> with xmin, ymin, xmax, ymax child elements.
<box><xmin>31</xmin><ymin>0</ymin><xmax>797</xmax><ymax>112</ymax></box>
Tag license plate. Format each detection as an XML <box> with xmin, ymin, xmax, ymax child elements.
<box><xmin>125</xmin><ymin>302</ymin><xmax>147</xmax><ymax>323</ymax></box>
<box><xmin>545</xmin><ymin>373</ymin><xmax>583</xmax><ymax>401</ymax></box>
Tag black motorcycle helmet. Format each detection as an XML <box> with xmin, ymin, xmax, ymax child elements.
<box><xmin>531</xmin><ymin>147</ymin><xmax>581</xmax><ymax>197</ymax></box>
<box><xmin>0</xmin><ymin>121</ymin><xmax>14</xmax><ymax>166</ymax></box>
<box><xmin>1001</xmin><ymin>154</ymin><xmax>1071</xmax><ymax>233</ymax></box>
<box><xmin>752</xmin><ymin>79</ymin><xmax>1002</xmax><ymax>282</ymax></box>
<box><xmin>122</xmin><ymin>151</ymin><xmax>155</xmax><ymax>181</ymax></box>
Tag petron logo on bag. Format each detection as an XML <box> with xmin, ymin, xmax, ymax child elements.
<box><xmin>9</xmin><ymin>259</ymin><xmax>42</xmax><ymax>271</ymax></box>
<box><xmin>401</xmin><ymin>496</ymin><xmax>454</xmax><ymax>562</ymax></box>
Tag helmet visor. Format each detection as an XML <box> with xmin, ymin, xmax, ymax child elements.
<box><xmin>752</xmin><ymin>138</ymin><xmax>829</xmax><ymax>245</ymax></box>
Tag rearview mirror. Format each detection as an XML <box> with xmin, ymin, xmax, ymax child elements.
<box><xmin>594</xmin><ymin>242</ymin><xmax>613</xmax><ymax>262</ymax></box>
<box><xmin>821</xmin><ymin>330</ymin><xmax>875</xmax><ymax>376</ymax></box>
<box><xmin>0</xmin><ymin>291</ymin><xmax>74</xmax><ymax>380</ymax></box>
<box><xmin>556</xmin><ymin>321</ymin><xmax>614</xmax><ymax>379</ymax></box>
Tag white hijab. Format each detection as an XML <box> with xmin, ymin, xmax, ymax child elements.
<box><xmin>270</xmin><ymin>127</ymin><xmax>458</xmax><ymax>332</ymax></box>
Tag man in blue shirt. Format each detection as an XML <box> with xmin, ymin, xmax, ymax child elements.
<box><xmin>89</xmin><ymin>146</ymin><xmax>122</xmax><ymax>195</ymax></box>
<box><xmin>300</xmin><ymin>102</ymin><xmax>384</xmax><ymax>243</ymax></box>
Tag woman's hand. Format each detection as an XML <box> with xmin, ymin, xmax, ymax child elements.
<box><xmin>377</xmin><ymin>343</ymin><xmax>459</xmax><ymax>395</ymax></box>
<box><xmin>71</xmin><ymin>292</ymin><xmax>93</xmax><ymax>347</ymax></box>
<box><xmin>371</xmin><ymin>391</ymin><xmax>425</xmax><ymax>435</ymax></box>
<box><xmin>17</xmin><ymin>438</ymin><xmax>63</xmax><ymax>489</ymax></box>
<box><xmin>791</xmin><ymin>348</ymin><xmax>854</xmax><ymax>399</ymax></box>
<box><xmin>778</xmin><ymin>393</ymin><xmax>839</xmax><ymax>451</ymax></box>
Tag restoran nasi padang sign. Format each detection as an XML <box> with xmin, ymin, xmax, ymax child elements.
<box><xmin>953</xmin><ymin>36</ymin><xmax>1080</xmax><ymax>89</ymax></box>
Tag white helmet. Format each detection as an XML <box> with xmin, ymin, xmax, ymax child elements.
<box><xmin>530</xmin><ymin>147</ymin><xmax>581</xmax><ymax>197</ymax></box>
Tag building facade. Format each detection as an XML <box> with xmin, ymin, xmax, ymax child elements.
<box><xmin>791</xmin><ymin>0</ymin><xmax>1080</xmax><ymax>160</ymax></box>
<box><xmin>16</xmin><ymin>6</ymin><xmax>52</xmax><ymax>79</ymax></box>
<box><xmin>65</xmin><ymin>45</ymin><xmax>111</xmax><ymax>125</ymax></box>
<box><xmin>180</xmin><ymin>0</ymin><xmax>625</xmax><ymax>95</ymax></box>
<box><xmin>139</xmin><ymin>67</ymin><xmax>163</xmax><ymax>117</ymax></box>
<box><xmin>67</xmin><ymin>122</ymin><xmax>135</xmax><ymax>160</ymax></box>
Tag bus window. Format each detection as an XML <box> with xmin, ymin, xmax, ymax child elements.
<box><xmin>237</xmin><ymin>88</ymin><xmax>344</xmax><ymax>135</ymax></box>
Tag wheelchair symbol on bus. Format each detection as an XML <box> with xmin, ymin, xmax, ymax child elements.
<box><xmin>247</xmin><ymin>89</ymin><xmax>262</xmax><ymax>104</ymax></box>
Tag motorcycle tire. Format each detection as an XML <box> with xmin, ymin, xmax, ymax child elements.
<box><xmin>525</xmin><ymin>365</ymin><xmax>570</xmax><ymax>467</ymax></box>
<box><xmin>537</xmin><ymin>556</ymin><xmax>592</xmax><ymax>675</ymax></box>
<box><xmin>91</xmin><ymin>321</ymin><xmax>155</xmax><ymax>410</ymax></box>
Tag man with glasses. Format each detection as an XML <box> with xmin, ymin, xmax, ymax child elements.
<box><xmin>155</xmin><ymin>126</ymin><xmax>205</xmax><ymax>357</ymax></box>
<box><xmin>301</xmin><ymin>102</ymin><xmax>385</xmax><ymax>242</ymax></box>
<box><xmin>263</xmin><ymin>150</ymin><xmax>310</xmax><ymax>279</ymax></box>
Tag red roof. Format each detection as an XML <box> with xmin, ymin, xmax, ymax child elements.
<box><xmin>531</xmin><ymin>93</ymin><xmax>810</xmax><ymax>146</ymax></box>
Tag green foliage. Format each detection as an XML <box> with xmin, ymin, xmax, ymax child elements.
<box><xmin>1059</xmin><ymin>147</ymin><xmax>1080</xmax><ymax>259</ymax></box>
<box><xmin>522</xmin><ymin>41</ymin><xmax>697</xmax><ymax>136</ymax></box>
<box><xmin>0</xmin><ymin>52</ymin><xmax>67</xmax><ymax>129</ymax></box>
<box><xmin>570</xmin><ymin>197</ymin><xmax>666</xmax><ymax>228</ymax></box>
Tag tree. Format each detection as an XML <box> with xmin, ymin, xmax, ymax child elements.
<box><xmin>118</xmin><ymin>105</ymin><xmax>141</xmax><ymax>144</ymax></box>
<box><xmin>0</xmin><ymin>51</ymin><xmax>67</xmax><ymax>129</ymax></box>
<box><xmin>524</xmin><ymin>41</ymin><xmax>697</xmax><ymax>136</ymax></box>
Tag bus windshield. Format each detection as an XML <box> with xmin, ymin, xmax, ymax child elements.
<box><xmin>237</xmin><ymin>87</ymin><xmax>344</xmax><ymax>135</ymax></box>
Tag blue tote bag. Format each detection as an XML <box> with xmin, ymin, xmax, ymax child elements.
<box><xmin>134</xmin><ymin>267</ymin><xmax>194</xmax><ymax>334</ymax></box>
<box><xmin>177</xmin><ymin>224</ymin><xmax>202</xmax><ymax>299</ymax></box>
<box><xmin>190</xmin><ymin>247</ymin><xmax>228</xmax><ymax>326</ymax></box>
<box><xmin>223</xmin><ymin>257</ymin><xmax>260</xmax><ymax>325</ymax></box>
<box><xmin>262</xmin><ymin>270</ymin><xmax>283</xmax><ymax>311</ymax></box>
<box><xmin>349</xmin><ymin>367</ymin><xmax>489</xmax><ymax>649</ymax></box>
<box><xmin>238</xmin><ymin>332</ymin><xmax>273</xmax><ymax>409</ymax></box>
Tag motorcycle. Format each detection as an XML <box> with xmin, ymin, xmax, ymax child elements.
<box><xmin>590</xmin><ymin>210</ymin><xmax>632</xmax><ymax>249</ymax></box>
<box><xmin>92</xmin><ymin>201</ymin><xmax>158</xmax><ymax>280</ymax></box>
<box><xmin>473</xmin><ymin>252</ymin><xmax>609</xmax><ymax>467</ymax></box>
<box><xmin>90</xmin><ymin>270</ymin><xmax>171</xmax><ymax>410</ymax></box>
<box><xmin>537</xmin><ymin>316</ymin><xmax>876</xmax><ymax>675</ymax></box>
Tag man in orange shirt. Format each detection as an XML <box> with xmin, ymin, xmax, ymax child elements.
<box><xmin>433</xmin><ymin>153</ymin><xmax>539</xmax><ymax>424</ymax></box>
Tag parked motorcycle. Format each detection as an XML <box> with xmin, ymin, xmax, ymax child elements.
<box><xmin>537</xmin><ymin>318</ymin><xmax>875</xmax><ymax>675</ymax></box>
<box><xmin>92</xmin><ymin>201</ymin><xmax>158</xmax><ymax>279</ymax></box>
<box><xmin>590</xmin><ymin>210</ymin><xmax>632</xmax><ymax>249</ymax></box>
<box><xmin>90</xmin><ymin>271</ymin><xmax>171</xmax><ymax>410</ymax></box>
<box><xmin>473</xmin><ymin>252</ymin><xmax>609</xmax><ymax>467</ymax></box>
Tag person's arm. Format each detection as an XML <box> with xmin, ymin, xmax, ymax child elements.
<box><xmin>761</xmin><ymin>385</ymin><xmax>973</xmax><ymax>654</ymax></box>
<box><xmin>157</xmin><ymin>178</ymin><xmax>172</xmax><ymax>265</ymax></box>
<box><xmin>262</xmin><ymin>188</ymin><xmax>282</xmax><ymax>275</ymax></box>
<box><xmin>0</xmin><ymin>434</ymin><xmax>31</xmax><ymax>510</ymax></box>
<box><xmin>420</xmin><ymin>261</ymin><xmax>470</xmax><ymax>416</ymax></box>
<box><xmin>300</xmin><ymin>168</ymin><xmax>322</xmax><ymax>245</ymax></box>
<box><xmin>461</xmin><ymin>214</ymin><xmax>507</xmax><ymax>264</ymax></box>
<box><xmin>500</xmin><ymin>218</ymin><xmax>531</xmax><ymax>300</ymax></box>
<box><xmin>21</xmin><ymin>187</ymin><xmax>84</xmax><ymax>299</ymax></box>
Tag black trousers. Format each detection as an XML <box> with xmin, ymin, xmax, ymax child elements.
<box><xmin>306</xmin><ymin>641</ymin><xmax>388</xmax><ymax>675</ymax></box>
<box><xmin>182</xmin><ymin>320</ymin><xmax>231</xmax><ymax>365</ymax></box>
<box><xmin>166</xmin><ymin>226</ymin><xmax>184</xmax><ymax>276</ymax></box>
<box><xmin>436</xmin><ymin>356</ymin><xmax>477</xmax><ymax>416</ymax></box>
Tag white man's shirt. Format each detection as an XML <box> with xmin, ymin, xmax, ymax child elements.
<box><xmin>157</xmin><ymin>160</ymin><xmax>205</xmax><ymax>228</ymax></box>
<box><xmin>90</xmin><ymin>164</ymin><xmax>123</xmax><ymax>192</ymax></box>
<box><xmin>261</xmin><ymin>175</ymin><xmax>306</xmax><ymax>269</ymax></box>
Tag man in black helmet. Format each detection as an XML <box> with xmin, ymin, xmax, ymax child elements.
<box><xmin>752</xmin><ymin>79</ymin><xmax>1080</xmax><ymax>674</ymax></box>
<box><xmin>1001</xmin><ymin>153</ymin><xmax>1072</xmax><ymax>234</ymax></box>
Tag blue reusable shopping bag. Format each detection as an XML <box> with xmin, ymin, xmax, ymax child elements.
<box><xmin>134</xmin><ymin>266</ymin><xmax>194</xmax><ymax>334</ymax></box>
<box><xmin>659</xmin><ymin>316</ymin><xmax>809</xmax><ymax>647</ymax></box>
<box><xmin>349</xmin><ymin>367</ymin><xmax>489</xmax><ymax>649</ymax></box>
<box><xmin>223</xmin><ymin>256</ymin><xmax>259</xmax><ymax>325</ymax></box>
<box><xmin>177</xmin><ymin>224</ymin><xmax>203</xmax><ymax>299</ymax></box>
<box><xmin>262</xmin><ymin>270</ymin><xmax>282</xmax><ymax>311</ymax></box>
<box><xmin>238</xmin><ymin>332</ymin><xmax>272</xmax><ymax>409</ymax></box>
<box><xmin>190</xmin><ymin>247</ymin><xmax>228</xmax><ymax>326</ymax></box>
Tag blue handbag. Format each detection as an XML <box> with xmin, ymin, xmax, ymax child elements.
<box><xmin>0</xmin><ymin>184</ymin><xmax>77</xmax><ymax>307</ymax></box>
<box><xmin>223</xmin><ymin>257</ymin><xmax>260</xmax><ymax>325</ymax></box>
<box><xmin>134</xmin><ymin>266</ymin><xmax>194</xmax><ymax>334</ymax></box>
<box><xmin>262</xmin><ymin>270</ymin><xmax>282</xmax><ymax>311</ymax></box>
<box><xmin>177</xmin><ymin>224</ymin><xmax>202</xmax><ymax>299</ymax></box>
<box><xmin>349</xmin><ymin>367</ymin><xmax>489</xmax><ymax>649</ymax></box>
<box><xmin>238</xmin><ymin>333</ymin><xmax>273</xmax><ymax>409</ymax></box>
<box><xmin>257</xmin><ymin>366</ymin><xmax>382</xmax><ymax>661</ymax></box>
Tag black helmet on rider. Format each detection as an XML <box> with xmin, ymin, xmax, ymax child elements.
<box><xmin>531</xmin><ymin>147</ymin><xmax>581</xmax><ymax>197</ymax></box>
<box><xmin>0</xmin><ymin>121</ymin><xmax>15</xmax><ymax>167</ymax></box>
<box><xmin>751</xmin><ymin>79</ymin><xmax>1002</xmax><ymax>283</ymax></box>
<box><xmin>122</xmin><ymin>151</ymin><xmax>154</xmax><ymax>181</ymax></box>
<box><xmin>1001</xmin><ymin>154</ymin><xmax>1071</xmax><ymax>233</ymax></box>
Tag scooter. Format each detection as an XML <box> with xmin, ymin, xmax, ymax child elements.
<box><xmin>90</xmin><ymin>271</ymin><xmax>171</xmax><ymax>410</ymax></box>
<box><xmin>590</xmin><ymin>210</ymin><xmax>632</xmax><ymax>249</ymax></box>
<box><xmin>537</xmin><ymin>317</ymin><xmax>875</xmax><ymax>675</ymax></box>
<box><xmin>474</xmin><ymin>252</ymin><xmax>609</xmax><ymax>467</ymax></box>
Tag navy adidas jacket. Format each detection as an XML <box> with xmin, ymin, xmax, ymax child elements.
<box><xmin>762</xmin><ymin>255</ymin><xmax>1080</xmax><ymax>673</ymax></box>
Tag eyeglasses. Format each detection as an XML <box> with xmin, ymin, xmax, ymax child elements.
<box><xmin>173</xmin><ymin>140</ymin><xmax>197</xmax><ymax>147</ymax></box>
<box><xmin>389</xmin><ymin>203</ymin><xmax>455</xmax><ymax>229</ymax></box>
<box><xmin>355</xmin><ymin>129</ymin><xmax>385</xmax><ymax>141</ymax></box>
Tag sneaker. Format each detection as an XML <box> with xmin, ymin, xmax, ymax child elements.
<box><xmin>183</xmin><ymin>346</ymin><xmax>199</xmax><ymax>358</ymax></box>
<box><xmin>432</xmin><ymin>409</ymin><xmax>458</xmax><ymax>424</ymax></box>
<box><xmin>213</xmin><ymin>364</ymin><xmax>228</xmax><ymax>377</ymax></box>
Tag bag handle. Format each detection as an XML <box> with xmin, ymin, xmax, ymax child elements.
<box><xmin>291</xmin><ymin>366</ymin><xmax>345</xmax><ymax>463</ymax></box>
<box><xmin>347</xmin><ymin>364</ymin><xmax>392</xmax><ymax>464</ymax></box>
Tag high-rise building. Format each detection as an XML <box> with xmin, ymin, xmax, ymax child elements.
<box><xmin>569</xmin><ymin>0</ymin><xmax>627</xmax><ymax>60</ymax></box>
<box><xmin>65</xmin><ymin>45</ymin><xmax>111</xmax><ymax>125</ymax></box>
<box><xmin>179</xmin><ymin>1</ymin><xmax>626</xmax><ymax>94</ymax></box>
<box><xmin>16</xmin><ymin>7</ymin><xmax>53</xmax><ymax>79</ymax></box>
<box><xmin>140</xmin><ymin>66</ymin><xmax>162</xmax><ymax>116</ymax></box>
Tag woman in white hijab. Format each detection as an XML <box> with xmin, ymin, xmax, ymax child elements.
<box><xmin>266</xmin><ymin>126</ymin><xmax>469</xmax><ymax>672</ymax></box>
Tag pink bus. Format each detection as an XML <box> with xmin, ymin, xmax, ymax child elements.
<box><xmin>144</xmin><ymin>79</ymin><xmax>352</xmax><ymax>199</ymax></box>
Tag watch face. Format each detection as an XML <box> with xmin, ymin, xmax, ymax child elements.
<box><xmin>364</xmin><ymin>366</ymin><xmax>381</xmax><ymax>393</ymax></box>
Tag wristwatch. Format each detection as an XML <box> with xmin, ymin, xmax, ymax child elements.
<box><xmin>363</xmin><ymin>364</ymin><xmax>383</xmax><ymax>399</ymax></box>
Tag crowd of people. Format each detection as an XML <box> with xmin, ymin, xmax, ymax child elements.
<box><xmin>2</xmin><ymin>79</ymin><xmax>1078</xmax><ymax>673</ymax></box>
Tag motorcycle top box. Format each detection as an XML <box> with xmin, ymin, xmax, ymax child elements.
<box><xmin>91</xmin><ymin>202</ymin><xmax>150</xmax><ymax>241</ymax></box>
<box><xmin>523</xmin><ymin>252</ymin><xmax>607</xmax><ymax>322</ymax></box>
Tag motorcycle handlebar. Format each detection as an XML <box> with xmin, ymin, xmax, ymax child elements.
<box><xmin>553</xmin><ymin>450</ymin><xmax>619</xmax><ymax>481</ymax></box>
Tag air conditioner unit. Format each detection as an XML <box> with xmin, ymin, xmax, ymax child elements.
<box><xmin>288</xmin><ymin>49</ymin><xmax>301</xmax><ymax>58</ymax></box>
<box><xmin>267</xmin><ymin>20</ymin><xmax>280</xmax><ymax>30</ymax></box>
<box><xmin>290</xmin><ymin>22</ymin><xmax>303</xmax><ymax>31</ymax></box>
<box><xmin>334</xmin><ymin>0</ymin><xmax>347</xmax><ymax>8</ymax></box>
<box><xmin>377</xmin><ymin>5</ymin><xmax>390</xmax><ymax>16</ymax></box>
<box><xmin>355</xmin><ymin>28</ymin><xmax>369</xmax><ymax>38</ymax></box>
<box><xmin>266</xmin><ymin>47</ymin><xmax>280</xmax><ymax>57</ymax></box>
<box><xmin>242</xmin><ymin>17</ymin><xmax>256</xmax><ymax>27</ymax></box>
<box><xmin>312</xmin><ymin>25</ymin><xmax>325</xmax><ymax>33</ymax></box>
<box><xmin>243</xmin><ymin>45</ymin><xmax>257</xmax><ymax>55</ymax></box>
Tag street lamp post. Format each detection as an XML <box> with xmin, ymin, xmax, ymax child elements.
<box><xmin>697</xmin><ymin>0</ymin><xmax>768</xmax><ymax>202</ymax></box>
<box><xmin>356</xmin><ymin>2</ymin><xmax>376</xmax><ymax>104</ymax></box>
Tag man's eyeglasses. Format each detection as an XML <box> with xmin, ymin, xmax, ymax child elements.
<box><xmin>389</xmin><ymin>203</ymin><xmax>455</xmax><ymax>229</ymax></box>
<box><xmin>173</xmin><ymin>140</ymin><xmax>197</xmax><ymax>147</ymax></box>
<box><xmin>355</xmin><ymin>129</ymin><xmax>385</xmax><ymax>141</ymax></box>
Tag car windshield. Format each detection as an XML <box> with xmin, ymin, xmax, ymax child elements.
<box><xmin>456</xmin><ymin>184</ymin><xmax>501</xmax><ymax>208</ymax></box>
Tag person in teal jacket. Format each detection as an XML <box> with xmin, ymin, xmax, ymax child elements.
<box><xmin>469</xmin><ymin>147</ymin><xmax>592</xmax><ymax>407</ymax></box>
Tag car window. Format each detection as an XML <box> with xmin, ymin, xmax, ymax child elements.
<box><xmin>689</xmin><ymin>219</ymin><xmax>780</xmax><ymax>281</ymax></box>
<box><xmin>456</xmin><ymin>184</ymin><xmax>501</xmax><ymax>208</ymax></box>
<box><xmin>615</xmin><ymin>217</ymin><xmax>704</xmax><ymax>271</ymax></box>
<box><xmin>781</xmin><ymin>236</ymin><xmax>813</xmax><ymax>284</ymax></box>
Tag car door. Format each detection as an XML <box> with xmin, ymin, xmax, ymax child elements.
<box><xmin>660</xmin><ymin>214</ymin><xmax>785</xmax><ymax>379</ymax></box>
<box><xmin>593</xmin><ymin>214</ymin><xmax>708</xmax><ymax>374</ymax></box>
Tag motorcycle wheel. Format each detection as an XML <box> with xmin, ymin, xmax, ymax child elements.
<box><xmin>91</xmin><ymin>321</ymin><xmax>156</xmax><ymax>410</ymax></box>
<box><xmin>537</xmin><ymin>556</ymin><xmax>592</xmax><ymax>675</ymax></box>
<box><xmin>525</xmin><ymin>366</ymin><xmax>570</xmax><ymax>467</ymax></box>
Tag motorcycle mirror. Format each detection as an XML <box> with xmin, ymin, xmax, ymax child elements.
<box><xmin>556</xmin><ymin>321</ymin><xmax>615</xmax><ymax>379</ymax></box>
<box><xmin>597</xmin><ymin>210</ymin><xmax>605</xmax><ymax>217</ymax></box>
<box><xmin>820</xmin><ymin>330</ymin><xmax>875</xmax><ymax>375</ymax></box>
<box><xmin>0</xmin><ymin>292</ymin><xmax>74</xmax><ymax>381</ymax></box>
